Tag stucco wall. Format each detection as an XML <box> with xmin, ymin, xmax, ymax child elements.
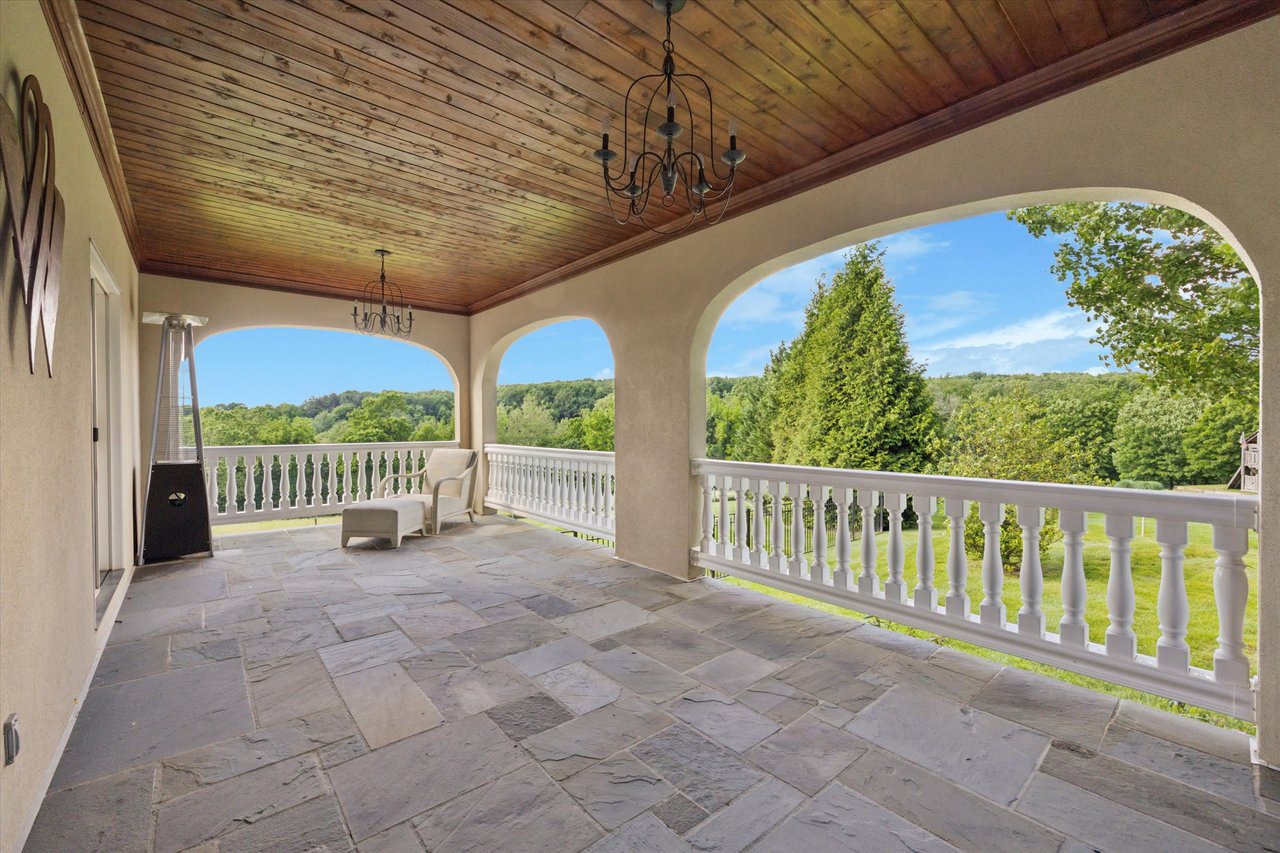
<box><xmin>468</xmin><ymin>19</ymin><xmax>1280</xmax><ymax>761</ymax></box>
<box><xmin>137</xmin><ymin>275</ymin><xmax>472</xmax><ymax>468</ymax></box>
<box><xmin>0</xmin><ymin>2</ymin><xmax>142</xmax><ymax>849</ymax></box>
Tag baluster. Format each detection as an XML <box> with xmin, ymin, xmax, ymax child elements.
<box><xmin>750</xmin><ymin>480</ymin><xmax>765</xmax><ymax>568</ymax></box>
<box><xmin>979</xmin><ymin>502</ymin><xmax>1006</xmax><ymax>626</ymax></box>
<box><xmin>206</xmin><ymin>456</ymin><xmax>218</xmax><ymax>514</ymax></box>
<box><xmin>603</xmin><ymin>464</ymin><xmax>614</xmax><ymax>532</ymax></box>
<box><xmin>1104</xmin><ymin>515</ymin><xmax>1136</xmax><ymax>659</ymax></box>
<box><xmin>1155</xmin><ymin>518</ymin><xmax>1190</xmax><ymax>673</ymax></box>
<box><xmin>1017</xmin><ymin>505</ymin><xmax>1045</xmax><ymax>638</ymax></box>
<box><xmin>310</xmin><ymin>451</ymin><xmax>320</xmax><ymax>506</ymax></box>
<box><xmin>575</xmin><ymin>460</ymin><xmax>586</xmax><ymax>521</ymax></box>
<box><xmin>884</xmin><ymin>493</ymin><xmax>906</xmax><ymax>602</ymax></box>
<box><xmin>227</xmin><ymin>454</ymin><xmax>240</xmax><ymax>514</ymax></box>
<box><xmin>586</xmin><ymin>462</ymin><xmax>598</xmax><ymax>526</ymax></box>
<box><xmin>1211</xmin><ymin>524</ymin><xmax>1250</xmax><ymax>685</ymax></box>
<box><xmin>327</xmin><ymin>452</ymin><xmax>337</xmax><ymax>506</ymax></box>
<box><xmin>358</xmin><ymin>452</ymin><xmax>369</xmax><ymax>501</ymax></box>
<box><xmin>857</xmin><ymin>490</ymin><xmax>878</xmax><ymax>595</ymax></box>
<box><xmin>913</xmin><ymin>496</ymin><xmax>938</xmax><ymax>610</ymax></box>
<box><xmin>944</xmin><ymin>498</ymin><xmax>970</xmax><ymax>617</ymax></box>
<box><xmin>242</xmin><ymin>454</ymin><xmax>255</xmax><ymax>513</ymax></box>
<box><xmin>769</xmin><ymin>481</ymin><xmax>785</xmax><ymax>573</ymax></box>
<box><xmin>731</xmin><ymin>477</ymin><xmax>745</xmax><ymax>562</ymax></box>
<box><xmin>833</xmin><ymin>487</ymin><xmax>851</xmax><ymax>590</ymax></box>
<box><xmin>1058</xmin><ymin>510</ymin><xmax>1088</xmax><ymax>647</ymax></box>
<box><xmin>810</xmin><ymin>485</ymin><xmax>829</xmax><ymax>584</ymax></box>
<box><xmin>700</xmin><ymin>475</ymin><xmax>714</xmax><ymax>554</ymax></box>
<box><xmin>716</xmin><ymin>475</ymin><xmax>730</xmax><ymax>557</ymax></box>
<box><xmin>788</xmin><ymin>482</ymin><xmax>805</xmax><ymax>576</ymax></box>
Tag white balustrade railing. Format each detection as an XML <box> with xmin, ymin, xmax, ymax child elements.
<box><xmin>692</xmin><ymin>458</ymin><xmax>1259</xmax><ymax>720</ymax></box>
<box><xmin>205</xmin><ymin>441</ymin><xmax>459</xmax><ymax>524</ymax></box>
<box><xmin>484</xmin><ymin>444</ymin><xmax>615</xmax><ymax>540</ymax></box>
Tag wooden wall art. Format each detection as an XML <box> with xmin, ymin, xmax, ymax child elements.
<box><xmin>1</xmin><ymin>75</ymin><xmax>65</xmax><ymax>377</ymax></box>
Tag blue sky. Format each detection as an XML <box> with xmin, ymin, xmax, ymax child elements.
<box><xmin>198</xmin><ymin>211</ymin><xmax>1112</xmax><ymax>405</ymax></box>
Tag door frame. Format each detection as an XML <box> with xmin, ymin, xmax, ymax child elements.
<box><xmin>89</xmin><ymin>243</ymin><xmax>125</xmax><ymax>612</ymax></box>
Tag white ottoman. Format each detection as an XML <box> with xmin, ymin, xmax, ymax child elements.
<box><xmin>341</xmin><ymin>498</ymin><xmax>425</xmax><ymax>548</ymax></box>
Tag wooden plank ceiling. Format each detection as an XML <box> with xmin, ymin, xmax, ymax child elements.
<box><xmin>69</xmin><ymin>0</ymin><xmax>1274</xmax><ymax>314</ymax></box>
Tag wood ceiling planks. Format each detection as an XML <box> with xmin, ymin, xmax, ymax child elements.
<box><xmin>56</xmin><ymin>0</ymin><xmax>1277</xmax><ymax>313</ymax></box>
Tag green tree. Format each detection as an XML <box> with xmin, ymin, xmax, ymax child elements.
<box><xmin>1111</xmin><ymin>389</ymin><xmax>1204</xmax><ymax>488</ymax></box>
<box><xmin>941</xmin><ymin>393</ymin><xmax>1097</xmax><ymax>565</ymax></box>
<box><xmin>1010</xmin><ymin>202</ymin><xmax>1258</xmax><ymax>398</ymax></box>
<box><xmin>258</xmin><ymin>415</ymin><xmax>316</xmax><ymax>445</ymax></box>
<box><xmin>580</xmin><ymin>394</ymin><xmax>615</xmax><ymax>451</ymax></box>
<box><xmin>497</xmin><ymin>397</ymin><xmax>562</xmax><ymax>447</ymax></box>
<box><xmin>410</xmin><ymin>416</ymin><xmax>454</xmax><ymax>442</ymax></box>
<box><xmin>342</xmin><ymin>391</ymin><xmax>415</xmax><ymax>443</ymax></box>
<box><xmin>769</xmin><ymin>244</ymin><xmax>941</xmax><ymax>472</ymax></box>
<box><xmin>1182</xmin><ymin>397</ymin><xmax>1256</xmax><ymax>485</ymax></box>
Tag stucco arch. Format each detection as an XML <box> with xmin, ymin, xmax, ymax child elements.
<box><xmin>469</xmin><ymin>315</ymin><xmax>617</xmax><ymax>507</ymax></box>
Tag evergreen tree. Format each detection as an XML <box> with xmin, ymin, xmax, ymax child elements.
<box><xmin>768</xmin><ymin>244</ymin><xmax>940</xmax><ymax>472</ymax></box>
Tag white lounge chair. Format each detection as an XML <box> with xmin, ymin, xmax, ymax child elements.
<box><xmin>340</xmin><ymin>448</ymin><xmax>479</xmax><ymax>547</ymax></box>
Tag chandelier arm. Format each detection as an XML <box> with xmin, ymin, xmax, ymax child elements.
<box><xmin>602</xmin><ymin>184</ymin><xmax>637</xmax><ymax>225</ymax></box>
<box><xmin>609</xmin><ymin>70</ymin><xmax>667</xmax><ymax>184</ymax></box>
<box><xmin>674</xmin><ymin>72</ymin><xmax>735</xmax><ymax>183</ymax></box>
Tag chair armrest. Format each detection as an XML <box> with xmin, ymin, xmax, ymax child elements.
<box><xmin>430</xmin><ymin>459</ymin><xmax>478</xmax><ymax>503</ymax></box>
<box><xmin>378</xmin><ymin>467</ymin><xmax>427</xmax><ymax>498</ymax></box>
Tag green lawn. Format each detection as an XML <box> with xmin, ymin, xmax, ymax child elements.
<box><xmin>713</xmin><ymin>507</ymin><xmax>1259</xmax><ymax>733</ymax></box>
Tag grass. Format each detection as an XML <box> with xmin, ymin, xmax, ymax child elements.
<box><xmin>712</xmin><ymin>506</ymin><xmax>1258</xmax><ymax>734</ymax></box>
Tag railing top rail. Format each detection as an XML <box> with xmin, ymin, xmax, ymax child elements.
<box><xmin>484</xmin><ymin>443</ymin><xmax>616</xmax><ymax>462</ymax></box>
<box><xmin>692</xmin><ymin>457</ymin><xmax>1258</xmax><ymax>528</ymax></box>
<box><xmin>207</xmin><ymin>440</ymin><xmax>459</xmax><ymax>455</ymax></box>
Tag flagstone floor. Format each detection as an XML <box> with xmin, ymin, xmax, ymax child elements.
<box><xmin>26</xmin><ymin>515</ymin><xmax>1280</xmax><ymax>852</ymax></box>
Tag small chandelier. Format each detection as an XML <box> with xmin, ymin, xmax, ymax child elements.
<box><xmin>593</xmin><ymin>0</ymin><xmax>745</xmax><ymax>235</ymax></box>
<box><xmin>352</xmin><ymin>249</ymin><xmax>413</xmax><ymax>338</ymax></box>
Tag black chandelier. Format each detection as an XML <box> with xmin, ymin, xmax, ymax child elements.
<box><xmin>352</xmin><ymin>249</ymin><xmax>413</xmax><ymax>338</ymax></box>
<box><xmin>593</xmin><ymin>0</ymin><xmax>745</xmax><ymax>235</ymax></box>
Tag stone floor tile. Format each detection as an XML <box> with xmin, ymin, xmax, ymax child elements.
<box><xmin>320</xmin><ymin>734</ymin><xmax>371</xmax><ymax>769</ymax></box>
<box><xmin>1102</xmin><ymin>725</ymin><xmax>1257</xmax><ymax>807</ymax></box>
<box><xmin>632</xmin><ymin>724</ymin><xmax>764</xmax><ymax>812</ymax></box>
<box><xmin>247</xmin><ymin>651</ymin><xmax>344</xmax><ymax>727</ymax></box>
<box><xmin>329</xmin><ymin>714</ymin><xmax>526</xmax><ymax>841</ymax></box>
<box><xmin>802</xmin><ymin>634</ymin><xmax>893</xmax><ymax>674</ymax></box>
<box><xmin>391</xmin><ymin>601</ymin><xmax>489</xmax><ymax>644</ymax></box>
<box><xmin>52</xmin><ymin>658</ymin><xmax>254</xmax><ymax>789</ymax></box>
<box><xmin>159</xmin><ymin>706</ymin><xmax>356</xmax><ymax>799</ymax></box>
<box><xmin>353</xmin><ymin>572</ymin><xmax>439</xmax><ymax>595</ymax></box>
<box><xmin>153</xmin><ymin>755</ymin><xmax>327</xmax><ymax>853</ymax></box>
<box><xmin>848</xmin><ymin>621</ymin><xmax>942</xmax><ymax>659</ymax></box>
<box><xmin>655</xmin><ymin>588</ymin><xmax>772</xmax><ymax>632</ymax></box>
<box><xmin>242</xmin><ymin>619</ymin><xmax>342</xmax><ymax>665</ymax></box>
<box><xmin>25</xmin><ymin>765</ymin><xmax>155</xmax><ymax>853</ymax></box>
<box><xmin>756</xmin><ymin>782</ymin><xmax>956</xmax><ymax>852</ymax></box>
<box><xmin>523</xmin><ymin>694</ymin><xmax>672</xmax><ymax>780</ymax></box>
<box><xmin>587</xmin><ymin>646</ymin><xmax>699</xmax><ymax>703</ymax></box>
<box><xmin>686</xmin><ymin>649</ymin><xmax>780</xmax><ymax>695</ymax></box>
<box><xmin>858</xmin><ymin>653</ymin><xmax>987</xmax><ymax>703</ymax></box>
<box><xmin>477</xmin><ymin>600</ymin><xmax>536</xmax><ymax>623</ymax></box>
<box><xmin>356</xmin><ymin>821</ymin><xmax>425</xmax><ymax>853</ymax></box>
<box><xmin>562</xmin><ymin>753</ymin><xmax>676</xmax><ymax>829</ymax></box>
<box><xmin>413</xmin><ymin>761</ymin><xmax>602</xmax><ymax>852</ymax></box>
<box><xmin>807</xmin><ymin>703</ymin><xmax>857</xmax><ymax>728</ymax></box>
<box><xmin>319</xmin><ymin>629</ymin><xmax>418</xmax><ymax>677</ymax></box>
<box><xmin>335</xmin><ymin>614</ymin><xmax>400</xmax><ymax>641</ymax></box>
<box><xmin>651</xmin><ymin>793</ymin><xmax>709</xmax><ymax>835</ymax></box>
<box><xmin>1015</xmin><ymin>772</ymin><xmax>1230</xmax><ymax>853</ymax></box>
<box><xmin>553</xmin><ymin>600</ymin><xmax>658</xmax><ymax>642</ymax></box>
<box><xmin>413</xmin><ymin>659</ymin><xmax>541</xmax><ymax>720</ymax></box>
<box><xmin>970</xmin><ymin>666</ymin><xmax>1118</xmax><ymax>749</ymax></box>
<box><xmin>507</xmin><ymin>635</ymin><xmax>597</xmax><ymax>676</ymax></box>
<box><xmin>536</xmin><ymin>661</ymin><xmax>623</xmax><ymax>715</ymax></box>
<box><xmin>685</xmin><ymin>777</ymin><xmax>805</xmax><ymax>853</ymax></box>
<box><xmin>107</xmin><ymin>600</ymin><xmax>206</xmax><ymax>645</ymax></box>
<box><xmin>218</xmin><ymin>794</ymin><xmax>355</xmax><ymax>853</ymax></box>
<box><xmin>485</xmin><ymin>693</ymin><xmax>575</xmax><ymax>741</ymax></box>
<box><xmin>449</xmin><ymin>613</ymin><xmax>568</xmax><ymax>663</ymax></box>
<box><xmin>846</xmin><ymin>684</ymin><xmax>1048</xmax><ymax>806</ymax></box>
<box><xmin>124</xmin><ymin>567</ymin><xmax>229</xmax><ymax>610</ymax></box>
<box><xmin>840</xmin><ymin>745</ymin><xmax>1065</xmax><ymax>853</ymax></box>
<box><xmin>584</xmin><ymin>812</ymin><xmax>693</xmax><ymax>853</ymax></box>
<box><xmin>772</xmin><ymin>659</ymin><xmax>886</xmax><ymax>712</ymax></box>
<box><xmin>334</xmin><ymin>661</ymin><xmax>443</xmax><ymax>748</ymax></box>
<box><xmin>745</xmin><ymin>716</ymin><xmax>869</xmax><ymax>794</ymax></box>
<box><xmin>707</xmin><ymin>607</ymin><xmax>849</xmax><ymax>666</ymax></box>
<box><xmin>169</xmin><ymin>637</ymin><xmax>241</xmax><ymax>668</ymax></box>
<box><xmin>614</xmin><ymin>620</ymin><xmax>734</xmax><ymax>672</ymax></box>
<box><xmin>669</xmin><ymin>687</ymin><xmax>781</xmax><ymax>752</ymax></box>
<box><xmin>735</xmin><ymin>678</ymin><xmax>818</xmax><ymax>725</ymax></box>
<box><xmin>1038</xmin><ymin>739</ymin><xmax>1280</xmax><ymax>851</ymax></box>
<box><xmin>90</xmin><ymin>636</ymin><xmax>169</xmax><ymax>687</ymax></box>
<box><xmin>607</xmin><ymin>580</ymin><xmax>685</xmax><ymax>611</ymax></box>
<box><xmin>926</xmin><ymin>645</ymin><xmax>1003</xmax><ymax>683</ymax></box>
<box><xmin>399</xmin><ymin>640</ymin><xmax>473</xmax><ymax>681</ymax></box>
<box><xmin>522</xmin><ymin>592</ymin><xmax>584</xmax><ymax>619</ymax></box>
<box><xmin>1114</xmin><ymin>699</ymin><xmax>1254</xmax><ymax>765</ymax></box>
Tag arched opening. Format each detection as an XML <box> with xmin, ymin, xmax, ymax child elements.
<box><xmin>695</xmin><ymin>194</ymin><xmax>1261</xmax><ymax>729</ymax></box>
<box><xmin>191</xmin><ymin>327</ymin><xmax>461</xmax><ymax>530</ymax></box>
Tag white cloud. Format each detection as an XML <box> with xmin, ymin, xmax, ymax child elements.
<box><xmin>708</xmin><ymin>343</ymin><xmax>779</xmax><ymax>378</ymax></box>
<box><xmin>905</xmin><ymin>290</ymin><xmax>992</xmax><ymax>342</ymax></box>
<box><xmin>594</xmin><ymin>367</ymin><xmax>614</xmax><ymax>380</ymax></box>
<box><xmin>925</xmin><ymin>310</ymin><xmax>1096</xmax><ymax>351</ymax></box>
<box><xmin>880</xmin><ymin>231</ymin><xmax>950</xmax><ymax>263</ymax></box>
<box><xmin>718</xmin><ymin>248</ymin><xmax>847</xmax><ymax>332</ymax></box>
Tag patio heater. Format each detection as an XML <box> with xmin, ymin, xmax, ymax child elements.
<box><xmin>138</xmin><ymin>313</ymin><xmax>213</xmax><ymax>564</ymax></box>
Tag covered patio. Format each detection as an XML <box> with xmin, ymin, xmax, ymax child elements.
<box><xmin>26</xmin><ymin>518</ymin><xmax>1280</xmax><ymax>851</ymax></box>
<box><xmin>4</xmin><ymin>1</ymin><xmax>1280</xmax><ymax>851</ymax></box>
